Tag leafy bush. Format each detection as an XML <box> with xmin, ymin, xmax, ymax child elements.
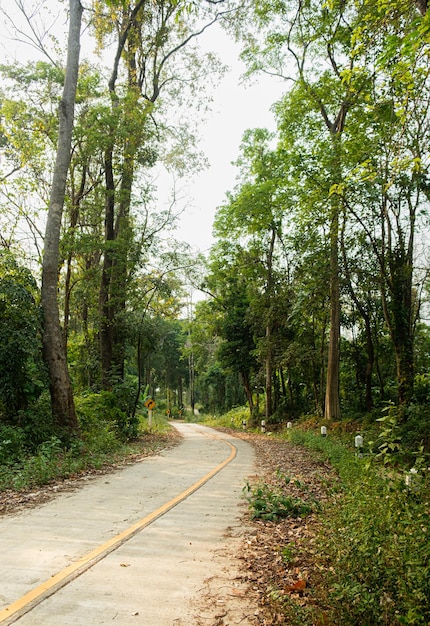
<box><xmin>0</xmin><ymin>252</ymin><xmax>45</xmax><ymax>418</ymax></box>
<box><xmin>243</xmin><ymin>475</ymin><xmax>318</xmax><ymax>521</ymax></box>
<box><xmin>75</xmin><ymin>394</ymin><xmax>124</xmax><ymax>452</ymax></box>
<box><xmin>0</xmin><ymin>424</ymin><xmax>26</xmax><ymax>464</ymax></box>
<box><xmin>75</xmin><ymin>385</ymin><xmax>139</xmax><ymax>442</ymax></box>
<box><xmin>400</xmin><ymin>402</ymin><xmax>430</xmax><ymax>453</ymax></box>
<box><xmin>203</xmin><ymin>406</ymin><xmax>250</xmax><ymax>428</ymax></box>
<box><xmin>319</xmin><ymin>469</ymin><xmax>430</xmax><ymax>625</ymax></box>
<box><xmin>18</xmin><ymin>392</ymin><xmax>60</xmax><ymax>451</ymax></box>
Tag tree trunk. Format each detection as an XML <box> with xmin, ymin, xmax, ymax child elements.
<box><xmin>63</xmin><ymin>168</ymin><xmax>85</xmax><ymax>349</ymax></box>
<box><xmin>385</xmin><ymin>249</ymin><xmax>415</xmax><ymax>409</ymax></box>
<box><xmin>364</xmin><ymin>315</ymin><xmax>375</xmax><ymax>411</ymax></box>
<box><xmin>99</xmin><ymin>46</ymin><xmax>138</xmax><ymax>389</ymax></box>
<box><xmin>324</xmin><ymin>197</ymin><xmax>341</xmax><ymax>420</ymax></box>
<box><xmin>240</xmin><ymin>371</ymin><xmax>254</xmax><ymax>417</ymax></box>
<box><xmin>265</xmin><ymin>327</ymin><xmax>273</xmax><ymax>420</ymax></box>
<box><xmin>41</xmin><ymin>0</ymin><xmax>82</xmax><ymax>433</ymax></box>
<box><xmin>415</xmin><ymin>0</ymin><xmax>427</xmax><ymax>15</ymax></box>
<box><xmin>265</xmin><ymin>227</ymin><xmax>276</xmax><ymax>420</ymax></box>
<box><xmin>99</xmin><ymin>146</ymin><xmax>116</xmax><ymax>389</ymax></box>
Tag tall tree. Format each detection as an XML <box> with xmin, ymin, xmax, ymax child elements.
<box><xmin>205</xmin><ymin>242</ymin><xmax>258</xmax><ymax>416</ymax></box>
<box><xmin>213</xmin><ymin>128</ymin><xmax>286</xmax><ymax>420</ymax></box>
<box><xmin>233</xmin><ymin>0</ymin><xmax>376</xmax><ymax>418</ymax></box>
<box><xmin>41</xmin><ymin>0</ymin><xmax>82</xmax><ymax>432</ymax></box>
<box><xmin>92</xmin><ymin>0</ymin><xmax>226</xmax><ymax>389</ymax></box>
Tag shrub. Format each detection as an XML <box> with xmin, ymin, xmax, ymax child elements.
<box><xmin>0</xmin><ymin>252</ymin><xmax>45</xmax><ymax>418</ymax></box>
<box><xmin>319</xmin><ymin>469</ymin><xmax>430</xmax><ymax>625</ymax></box>
<box><xmin>243</xmin><ymin>474</ymin><xmax>318</xmax><ymax>521</ymax></box>
<box><xmin>75</xmin><ymin>385</ymin><xmax>139</xmax><ymax>442</ymax></box>
<box><xmin>0</xmin><ymin>424</ymin><xmax>26</xmax><ymax>464</ymax></box>
<box><xmin>18</xmin><ymin>392</ymin><xmax>59</xmax><ymax>451</ymax></box>
<box><xmin>203</xmin><ymin>406</ymin><xmax>250</xmax><ymax>429</ymax></box>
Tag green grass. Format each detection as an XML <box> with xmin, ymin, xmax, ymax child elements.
<box><xmin>204</xmin><ymin>411</ymin><xmax>430</xmax><ymax>625</ymax></box>
<box><xmin>243</xmin><ymin>473</ymin><xmax>319</xmax><ymax>521</ymax></box>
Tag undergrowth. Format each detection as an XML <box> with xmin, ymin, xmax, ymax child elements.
<box><xmin>283</xmin><ymin>422</ymin><xmax>430</xmax><ymax>625</ymax></box>
<box><xmin>0</xmin><ymin>407</ymin><xmax>172</xmax><ymax>492</ymax></box>
<box><xmin>243</xmin><ymin>472</ymin><xmax>319</xmax><ymax>521</ymax></box>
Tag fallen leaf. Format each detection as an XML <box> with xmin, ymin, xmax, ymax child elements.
<box><xmin>285</xmin><ymin>579</ymin><xmax>307</xmax><ymax>593</ymax></box>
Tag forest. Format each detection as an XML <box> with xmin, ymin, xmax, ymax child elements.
<box><xmin>0</xmin><ymin>0</ymin><xmax>430</xmax><ymax>461</ymax></box>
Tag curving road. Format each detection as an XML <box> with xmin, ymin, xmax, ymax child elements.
<box><xmin>0</xmin><ymin>423</ymin><xmax>256</xmax><ymax>625</ymax></box>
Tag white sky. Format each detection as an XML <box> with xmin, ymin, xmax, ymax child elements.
<box><xmin>173</xmin><ymin>24</ymin><xmax>285</xmax><ymax>254</ymax></box>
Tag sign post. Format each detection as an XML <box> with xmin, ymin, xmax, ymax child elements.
<box><xmin>143</xmin><ymin>398</ymin><xmax>156</xmax><ymax>429</ymax></box>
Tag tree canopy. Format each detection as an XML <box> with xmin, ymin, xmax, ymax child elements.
<box><xmin>0</xmin><ymin>0</ymin><xmax>429</xmax><ymax>448</ymax></box>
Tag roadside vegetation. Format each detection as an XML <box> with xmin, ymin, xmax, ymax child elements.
<box><xmin>0</xmin><ymin>399</ymin><xmax>173</xmax><ymax>492</ymax></box>
<box><xmin>212</xmin><ymin>412</ymin><xmax>430</xmax><ymax>626</ymax></box>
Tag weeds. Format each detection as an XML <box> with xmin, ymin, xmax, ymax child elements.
<box><xmin>285</xmin><ymin>422</ymin><xmax>430</xmax><ymax>625</ymax></box>
<box><xmin>243</xmin><ymin>473</ymin><xmax>319</xmax><ymax>521</ymax></box>
<box><xmin>0</xmin><ymin>408</ymin><xmax>173</xmax><ymax>492</ymax></box>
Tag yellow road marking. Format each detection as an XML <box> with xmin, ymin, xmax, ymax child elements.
<box><xmin>0</xmin><ymin>434</ymin><xmax>237</xmax><ymax>624</ymax></box>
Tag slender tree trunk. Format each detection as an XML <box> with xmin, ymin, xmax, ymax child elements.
<box><xmin>364</xmin><ymin>315</ymin><xmax>375</xmax><ymax>411</ymax></box>
<box><xmin>265</xmin><ymin>325</ymin><xmax>273</xmax><ymax>420</ymax></box>
<box><xmin>99</xmin><ymin>56</ymin><xmax>137</xmax><ymax>389</ymax></box>
<box><xmin>63</xmin><ymin>168</ymin><xmax>85</xmax><ymax>349</ymax></box>
<box><xmin>265</xmin><ymin>227</ymin><xmax>276</xmax><ymax>420</ymax></box>
<box><xmin>340</xmin><ymin>218</ymin><xmax>376</xmax><ymax>412</ymax></box>
<box><xmin>324</xmin><ymin>197</ymin><xmax>341</xmax><ymax>419</ymax></box>
<box><xmin>41</xmin><ymin>0</ymin><xmax>82</xmax><ymax>433</ymax></box>
<box><xmin>386</xmin><ymin>250</ymin><xmax>415</xmax><ymax>409</ymax></box>
<box><xmin>379</xmin><ymin>190</ymin><xmax>416</xmax><ymax>410</ymax></box>
<box><xmin>323</xmin><ymin>125</ymin><xmax>344</xmax><ymax>421</ymax></box>
<box><xmin>99</xmin><ymin>147</ymin><xmax>116</xmax><ymax>389</ymax></box>
<box><xmin>240</xmin><ymin>371</ymin><xmax>254</xmax><ymax>417</ymax></box>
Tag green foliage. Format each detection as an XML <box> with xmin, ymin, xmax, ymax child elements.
<box><xmin>369</xmin><ymin>403</ymin><xmax>403</xmax><ymax>462</ymax></box>
<box><xmin>320</xmin><ymin>467</ymin><xmax>430</xmax><ymax>625</ymax></box>
<box><xmin>75</xmin><ymin>384</ymin><xmax>139</xmax><ymax>442</ymax></box>
<box><xmin>0</xmin><ymin>252</ymin><xmax>45</xmax><ymax>419</ymax></box>
<box><xmin>0</xmin><ymin>394</ymin><xmax>173</xmax><ymax>492</ymax></box>
<box><xmin>400</xmin><ymin>402</ymin><xmax>430</xmax><ymax>452</ymax></box>
<box><xmin>287</xmin><ymin>425</ymin><xmax>430</xmax><ymax>625</ymax></box>
<box><xmin>204</xmin><ymin>406</ymin><xmax>251</xmax><ymax>428</ymax></box>
<box><xmin>243</xmin><ymin>473</ymin><xmax>318</xmax><ymax>521</ymax></box>
<box><xmin>17</xmin><ymin>392</ymin><xmax>60</xmax><ymax>451</ymax></box>
<box><xmin>75</xmin><ymin>394</ymin><xmax>123</xmax><ymax>454</ymax></box>
<box><xmin>0</xmin><ymin>424</ymin><xmax>26</xmax><ymax>465</ymax></box>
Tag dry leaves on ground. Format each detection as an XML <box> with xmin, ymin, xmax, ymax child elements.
<box><xmin>0</xmin><ymin>425</ymin><xmax>336</xmax><ymax>624</ymax></box>
<box><xmin>225</xmin><ymin>430</ymin><xmax>338</xmax><ymax>625</ymax></box>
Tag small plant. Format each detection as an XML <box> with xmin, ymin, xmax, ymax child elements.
<box><xmin>369</xmin><ymin>403</ymin><xmax>403</xmax><ymax>463</ymax></box>
<box><xmin>243</xmin><ymin>479</ymin><xmax>318</xmax><ymax>521</ymax></box>
<box><xmin>282</xmin><ymin>544</ymin><xmax>295</xmax><ymax>564</ymax></box>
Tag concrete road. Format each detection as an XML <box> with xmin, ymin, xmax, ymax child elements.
<box><xmin>0</xmin><ymin>423</ymin><xmax>257</xmax><ymax>625</ymax></box>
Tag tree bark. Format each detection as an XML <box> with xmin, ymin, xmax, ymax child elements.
<box><xmin>41</xmin><ymin>0</ymin><xmax>82</xmax><ymax>432</ymax></box>
<box><xmin>324</xmin><ymin>130</ymin><xmax>342</xmax><ymax>420</ymax></box>
<box><xmin>324</xmin><ymin>200</ymin><xmax>341</xmax><ymax>419</ymax></box>
<box><xmin>265</xmin><ymin>227</ymin><xmax>276</xmax><ymax>420</ymax></box>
